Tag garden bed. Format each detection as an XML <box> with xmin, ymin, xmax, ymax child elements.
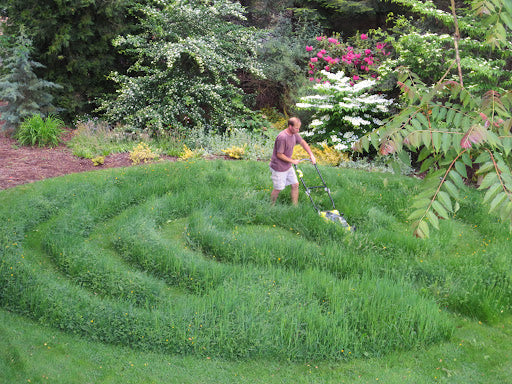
<box><xmin>0</xmin><ymin>131</ymin><xmax>176</xmax><ymax>190</ymax></box>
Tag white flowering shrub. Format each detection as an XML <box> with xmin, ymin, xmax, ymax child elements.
<box><xmin>382</xmin><ymin>31</ymin><xmax>512</xmax><ymax>94</ymax></box>
<box><xmin>296</xmin><ymin>71</ymin><xmax>393</xmax><ymax>150</ymax></box>
<box><xmin>97</xmin><ymin>0</ymin><xmax>262</xmax><ymax>134</ymax></box>
<box><xmin>380</xmin><ymin>3</ymin><xmax>512</xmax><ymax>95</ymax></box>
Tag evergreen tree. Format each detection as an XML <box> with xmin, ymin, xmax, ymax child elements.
<box><xmin>0</xmin><ymin>29</ymin><xmax>61</xmax><ymax>132</ymax></box>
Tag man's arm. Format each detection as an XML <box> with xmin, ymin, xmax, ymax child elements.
<box><xmin>276</xmin><ymin>152</ymin><xmax>299</xmax><ymax>165</ymax></box>
<box><xmin>300</xmin><ymin>139</ymin><xmax>316</xmax><ymax>164</ymax></box>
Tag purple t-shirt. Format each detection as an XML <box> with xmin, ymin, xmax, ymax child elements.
<box><xmin>269</xmin><ymin>130</ymin><xmax>303</xmax><ymax>172</ymax></box>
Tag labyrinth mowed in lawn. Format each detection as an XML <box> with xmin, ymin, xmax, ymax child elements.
<box><xmin>1</xmin><ymin>160</ymin><xmax>510</xmax><ymax>360</ymax></box>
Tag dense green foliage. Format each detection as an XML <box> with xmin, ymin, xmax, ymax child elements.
<box><xmin>15</xmin><ymin>114</ymin><xmax>64</xmax><ymax>147</ymax></box>
<box><xmin>1</xmin><ymin>0</ymin><xmax>141</xmax><ymax>119</ymax></box>
<box><xmin>355</xmin><ymin>68</ymin><xmax>512</xmax><ymax>237</ymax></box>
<box><xmin>352</xmin><ymin>0</ymin><xmax>512</xmax><ymax>238</ymax></box>
<box><xmin>241</xmin><ymin>15</ymin><xmax>321</xmax><ymax>111</ymax></box>
<box><xmin>98</xmin><ymin>0</ymin><xmax>263</xmax><ymax>134</ymax></box>
<box><xmin>0</xmin><ymin>30</ymin><xmax>61</xmax><ymax>132</ymax></box>
<box><xmin>382</xmin><ymin>0</ymin><xmax>512</xmax><ymax>94</ymax></box>
<box><xmin>1</xmin><ymin>161</ymin><xmax>511</xmax><ymax>362</ymax></box>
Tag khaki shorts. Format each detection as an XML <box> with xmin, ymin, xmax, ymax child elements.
<box><xmin>270</xmin><ymin>166</ymin><xmax>298</xmax><ymax>191</ymax></box>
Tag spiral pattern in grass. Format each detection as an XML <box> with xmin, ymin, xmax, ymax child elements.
<box><xmin>1</xmin><ymin>160</ymin><xmax>510</xmax><ymax>360</ymax></box>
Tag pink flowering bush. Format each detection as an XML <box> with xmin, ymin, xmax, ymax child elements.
<box><xmin>305</xmin><ymin>33</ymin><xmax>392</xmax><ymax>85</ymax></box>
<box><xmin>298</xmin><ymin>32</ymin><xmax>394</xmax><ymax>151</ymax></box>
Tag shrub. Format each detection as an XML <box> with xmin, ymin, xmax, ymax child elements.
<box><xmin>179</xmin><ymin>145</ymin><xmax>204</xmax><ymax>161</ymax></box>
<box><xmin>97</xmin><ymin>0</ymin><xmax>263</xmax><ymax>135</ymax></box>
<box><xmin>292</xmin><ymin>143</ymin><xmax>350</xmax><ymax>166</ymax></box>
<box><xmin>296</xmin><ymin>71</ymin><xmax>393</xmax><ymax>150</ymax></box>
<box><xmin>305</xmin><ymin>32</ymin><xmax>392</xmax><ymax>86</ymax></box>
<box><xmin>91</xmin><ymin>156</ymin><xmax>104</xmax><ymax>166</ymax></box>
<box><xmin>129</xmin><ymin>142</ymin><xmax>159</xmax><ymax>165</ymax></box>
<box><xmin>221</xmin><ymin>144</ymin><xmax>247</xmax><ymax>159</ymax></box>
<box><xmin>15</xmin><ymin>114</ymin><xmax>64</xmax><ymax>147</ymax></box>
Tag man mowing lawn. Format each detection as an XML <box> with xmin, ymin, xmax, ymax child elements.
<box><xmin>270</xmin><ymin>117</ymin><xmax>316</xmax><ymax>205</ymax></box>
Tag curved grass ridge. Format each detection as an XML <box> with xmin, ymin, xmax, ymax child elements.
<box><xmin>1</xmin><ymin>160</ymin><xmax>511</xmax><ymax>360</ymax></box>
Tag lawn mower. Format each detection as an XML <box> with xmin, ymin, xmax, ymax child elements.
<box><xmin>293</xmin><ymin>159</ymin><xmax>354</xmax><ymax>232</ymax></box>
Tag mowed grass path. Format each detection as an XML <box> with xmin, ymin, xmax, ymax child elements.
<box><xmin>1</xmin><ymin>160</ymin><xmax>511</xmax><ymax>382</ymax></box>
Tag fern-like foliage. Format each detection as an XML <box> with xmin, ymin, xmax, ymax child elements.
<box><xmin>354</xmin><ymin>67</ymin><xmax>512</xmax><ymax>237</ymax></box>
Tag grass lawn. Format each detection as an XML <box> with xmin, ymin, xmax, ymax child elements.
<box><xmin>1</xmin><ymin>159</ymin><xmax>511</xmax><ymax>383</ymax></box>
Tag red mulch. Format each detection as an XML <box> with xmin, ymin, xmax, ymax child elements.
<box><xmin>0</xmin><ymin>130</ymin><xmax>177</xmax><ymax>190</ymax></box>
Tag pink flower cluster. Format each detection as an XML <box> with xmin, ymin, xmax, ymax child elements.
<box><xmin>306</xmin><ymin>34</ymin><xmax>390</xmax><ymax>85</ymax></box>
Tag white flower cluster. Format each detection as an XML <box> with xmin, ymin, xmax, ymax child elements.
<box><xmin>296</xmin><ymin>70</ymin><xmax>394</xmax><ymax>149</ymax></box>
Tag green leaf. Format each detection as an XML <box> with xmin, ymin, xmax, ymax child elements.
<box><xmin>487</xmin><ymin>130</ymin><xmax>500</xmax><ymax>147</ymax></box>
<box><xmin>362</xmin><ymin>136</ymin><xmax>370</xmax><ymax>152</ymax></box>
<box><xmin>398</xmin><ymin>149</ymin><xmax>411</xmax><ymax>168</ymax></box>
<box><xmin>478</xmin><ymin>172</ymin><xmax>498</xmax><ymax>190</ymax></box>
<box><xmin>461</xmin><ymin>152</ymin><xmax>472</xmax><ymax>167</ymax></box>
<box><xmin>503</xmin><ymin>137</ymin><xmax>512</xmax><ymax>156</ymax></box>
<box><xmin>501</xmin><ymin>11</ymin><xmax>512</xmax><ymax>30</ymax></box>
<box><xmin>437</xmin><ymin>191</ymin><xmax>453</xmax><ymax>212</ymax></box>
<box><xmin>420</xmin><ymin>157</ymin><xmax>436</xmax><ymax>173</ymax></box>
<box><xmin>454</xmin><ymin>160</ymin><xmax>468</xmax><ymax>179</ymax></box>
<box><xmin>503</xmin><ymin>0</ymin><xmax>512</xmax><ymax>16</ymax></box>
<box><xmin>441</xmin><ymin>132</ymin><xmax>452</xmax><ymax>153</ymax></box>
<box><xmin>499</xmin><ymin>201</ymin><xmax>512</xmax><ymax>221</ymax></box>
<box><xmin>411</xmin><ymin>198</ymin><xmax>432</xmax><ymax>209</ymax></box>
<box><xmin>476</xmin><ymin>161</ymin><xmax>495</xmax><ymax>175</ymax></box>
<box><xmin>432</xmin><ymin>132</ymin><xmax>442</xmax><ymax>151</ymax></box>
<box><xmin>418</xmin><ymin>146</ymin><xmax>432</xmax><ymax>162</ymax></box>
<box><xmin>474</xmin><ymin>151</ymin><xmax>491</xmax><ymax>164</ymax></box>
<box><xmin>408</xmin><ymin>209</ymin><xmax>427</xmax><ymax>221</ymax></box>
<box><xmin>421</xmin><ymin>131</ymin><xmax>432</xmax><ymax>147</ymax></box>
<box><xmin>453</xmin><ymin>112</ymin><xmax>463</xmax><ymax>129</ymax></box>
<box><xmin>452</xmin><ymin>133</ymin><xmax>462</xmax><ymax>153</ymax></box>
<box><xmin>446</xmin><ymin>108</ymin><xmax>456</xmax><ymax>125</ymax></box>
<box><xmin>411</xmin><ymin>118</ymin><xmax>423</xmax><ymax>131</ymax></box>
<box><xmin>405</xmin><ymin>131</ymin><xmax>421</xmax><ymax>148</ymax></box>
<box><xmin>426</xmin><ymin>210</ymin><xmax>440</xmax><ymax>230</ymax></box>
<box><xmin>489</xmin><ymin>192</ymin><xmax>508</xmax><ymax>213</ymax></box>
<box><xmin>416</xmin><ymin>112</ymin><xmax>429</xmax><ymax>128</ymax></box>
<box><xmin>483</xmin><ymin>182</ymin><xmax>502</xmax><ymax>204</ymax></box>
<box><xmin>449</xmin><ymin>169</ymin><xmax>465</xmax><ymax>189</ymax></box>
<box><xmin>431</xmin><ymin>105</ymin><xmax>440</xmax><ymax>118</ymax></box>
<box><xmin>443</xmin><ymin>180</ymin><xmax>460</xmax><ymax>200</ymax></box>
<box><xmin>437</xmin><ymin>106</ymin><xmax>448</xmax><ymax>121</ymax></box>
<box><xmin>432</xmin><ymin>200</ymin><xmax>449</xmax><ymax>219</ymax></box>
<box><xmin>417</xmin><ymin>220</ymin><xmax>430</xmax><ymax>238</ymax></box>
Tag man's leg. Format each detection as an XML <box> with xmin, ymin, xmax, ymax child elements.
<box><xmin>291</xmin><ymin>183</ymin><xmax>299</xmax><ymax>205</ymax></box>
<box><xmin>271</xmin><ymin>189</ymin><xmax>281</xmax><ymax>205</ymax></box>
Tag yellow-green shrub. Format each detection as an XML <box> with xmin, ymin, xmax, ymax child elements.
<box><xmin>293</xmin><ymin>143</ymin><xmax>350</xmax><ymax>166</ymax></box>
<box><xmin>91</xmin><ymin>156</ymin><xmax>105</xmax><ymax>166</ymax></box>
<box><xmin>179</xmin><ymin>145</ymin><xmax>203</xmax><ymax>160</ymax></box>
<box><xmin>129</xmin><ymin>142</ymin><xmax>159</xmax><ymax>165</ymax></box>
<box><xmin>221</xmin><ymin>144</ymin><xmax>247</xmax><ymax>159</ymax></box>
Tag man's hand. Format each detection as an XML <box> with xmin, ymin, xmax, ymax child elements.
<box><xmin>292</xmin><ymin>159</ymin><xmax>300</xmax><ymax>165</ymax></box>
<box><xmin>310</xmin><ymin>154</ymin><xmax>316</xmax><ymax>164</ymax></box>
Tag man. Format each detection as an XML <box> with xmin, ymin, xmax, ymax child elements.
<box><xmin>269</xmin><ymin>117</ymin><xmax>316</xmax><ymax>205</ymax></box>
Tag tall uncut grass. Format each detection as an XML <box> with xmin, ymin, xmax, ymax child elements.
<box><xmin>1</xmin><ymin>160</ymin><xmax>511</xmax><ymax>361</ymax></box>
